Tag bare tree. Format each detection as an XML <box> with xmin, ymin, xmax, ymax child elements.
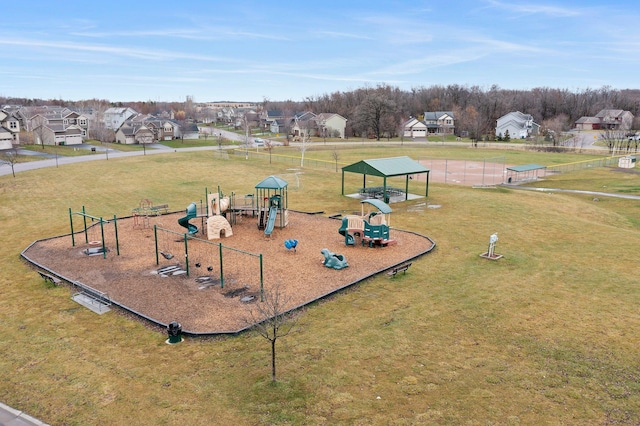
<box><xmin>332</xmin><ymin>149</ymin><xmax>340</xmax><ymax>172</ymax></box>
<box><xmin>354</xmin><ymin>94</ymin><xmax>396</xmax><ymax>141</ymax></box>
<box><xmin>0</xmin><ymin>147</ymin><xmax>20</xmax><ymax>177</ymax></box>
<box><xmin>245</xmin><ymin>284</ymin><xmax>300</xmax><ymax>382</ymax></box>
<box><xmin>263</xmin><ymin>139</ymin><xmax>275</xmax><ymax>164</ymax></box>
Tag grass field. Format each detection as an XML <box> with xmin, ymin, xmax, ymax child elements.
<box><xmin>1</xmin><ymin>145</ymin><xmax>639</xmax><ymax>425</ymax></box>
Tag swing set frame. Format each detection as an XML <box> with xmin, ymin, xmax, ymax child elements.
<box><xmin>68</xmin><ymin>206</ymin><xmax>120</xmax><ymax>259</ymax></box>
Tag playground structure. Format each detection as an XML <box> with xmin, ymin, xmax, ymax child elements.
<box><xmin>206</xmin><ymin>192</ymin><xmax>233</xmax><ymax>239</ymax></box>
<box><xmin>255</xmin><ymin>175</ymin><xmax>289</xmax><ymax>236</ymax></box>
<box><xmin>339</xmin><ymin>199</ymin><xmax>396</xmax><ymax>247</ymax></box>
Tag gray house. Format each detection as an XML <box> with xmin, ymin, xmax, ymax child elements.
<box><xmin>496</xmin><ymin>111</ymin><xmax>539</xmax><ymax>139</ymax></box>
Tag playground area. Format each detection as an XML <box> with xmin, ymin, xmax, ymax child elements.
<box><xmin>23</xmin><ymin>208</ymin><xmax>434</xmax><ymax>334</ymax></box>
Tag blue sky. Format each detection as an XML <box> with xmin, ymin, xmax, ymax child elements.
<box><xmin>1</xmin><ymin>1</ymin><xmax>639</xmax><ymax>103</ymax></box>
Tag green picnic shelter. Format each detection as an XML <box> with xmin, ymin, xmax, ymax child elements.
<box><xmin>341</xmin><ymin>156</ymin><xmax>430</xmax><ymax>202</ymax></box>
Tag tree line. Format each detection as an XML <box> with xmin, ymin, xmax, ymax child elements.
<box><xmin>3</xmin><ymin>84</ymin><xmax>640</xmax><ymax>141</ymax></box>
<box><xmin>266</xmin><ymin>84</ymin><xmax>640</xmax><ymax>140</ymax></box>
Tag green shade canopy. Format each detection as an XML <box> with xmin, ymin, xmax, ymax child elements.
<box><xmin>341</xmin><ymin>156</ymin><xmax>430</xmax><ymax>200</ymax></box>
<box><xmin>342</xmin><ymin>156</ymin><xmax>429</xmax><ymax>177</ymax></box>
<box><xmin>255</xmin><ymin>175</ymin><xmax>288</xmax><ymax>189</ymax></box>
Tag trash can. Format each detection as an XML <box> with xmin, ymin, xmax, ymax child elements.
<box><xmin>507</xmin><ymin>177</ymin><xmax>512</xmax><ymax>183</ymax></box>
<box><xmin>167</xmin><ymin>321</ymin><xmax>182</xmax><ymax>344</ymax></box>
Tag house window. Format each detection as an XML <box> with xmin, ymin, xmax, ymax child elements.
<box><xmin>9</xmin><ymin>121</ymin><xmax>17</xmax><ymax>129</ymax></box>
<box><xmin>446</xmin><ymin>119</ymin><xmax>452</xmax><ymax>125</ymax></box>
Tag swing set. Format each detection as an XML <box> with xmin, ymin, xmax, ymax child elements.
<box><xmin>68</xmin><ymin>206</ymin><xmax>120</xmax><ymax>259</ymax></box>
<box><xmin>153</xmin><ymin>224</ymin><xmax>265</xmax><ymax>300</ymax></box>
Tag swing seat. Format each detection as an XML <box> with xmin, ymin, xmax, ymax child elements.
<box><xmin>161</xmin><ymin>252</ymin><xmax>174</xmax><ymax>260</ymax></box>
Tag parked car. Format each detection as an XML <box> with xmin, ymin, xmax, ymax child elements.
<box><xmin>253</xmin><ymin>138</ymin><xmax>264</xmax><ymax>146</ymax></box>
<box><xmin>628</xmin><ymin>132</ymin><xmax>640</xmax><ymax>141</ymax></box>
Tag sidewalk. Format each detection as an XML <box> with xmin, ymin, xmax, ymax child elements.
<box><xmin>0</xmin><ymin>402</ymin><xmax>49</xmax><ymax>426</ymax></box>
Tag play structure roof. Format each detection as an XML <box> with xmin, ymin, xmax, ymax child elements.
<box><xmin>255</xmin><ymin>175</ymin><xmax>288</xmax><ymax>189</ymax></box>
<box><xmin>342</xmin><ymin>156</ymin><xmax>429</xmax><ymax>177</ymax></box>
<box><xmin>361</xmin><ymin>199</ymin><xmax>392</xmax><ymax>214</ymax></box>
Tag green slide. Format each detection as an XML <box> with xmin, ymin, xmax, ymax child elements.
<box><xmin>178</xmin><ymin>202</ymin><xmax>198</xmax><ymax>235</ymax></box>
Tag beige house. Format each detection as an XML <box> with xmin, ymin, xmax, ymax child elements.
<box><xmin>402</xmin><ymin>117</ymin><xmax>428</xmax><ymax>138</ymax></box>
<box><xmin>35</xmin><ymin>123</ymin><xmax>83</xmax><ymax>146</ymax></box>
<box><xmin>315</xmin><ymin>113</ymin><xmax>348</xmax><ymax>138</ymax></box>
<box><xmin>574</xmin><ymin>109</ymin><xmax>634</xmax><ymax>131</ymax></box>
<box><xmin>115</xmin><ymin>124</ymin><xmax>155</xmax><ymax>144</ymax></box>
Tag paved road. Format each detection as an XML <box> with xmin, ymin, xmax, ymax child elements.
<box><xmin>0</xmin><ymin>401</ymin><xmax>49</xmax><ymax>426</ymax></box>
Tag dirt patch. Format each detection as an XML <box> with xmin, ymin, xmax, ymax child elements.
<box><xmin>23</xmin><ymin>211</ymin><xmax>434</xmax><ymax>334</ymax></box>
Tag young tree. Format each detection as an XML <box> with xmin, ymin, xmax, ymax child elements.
<box><xmin>0</xmin><ymin>147</ymin><xmax>20</xmax><ymax>178</ymax></box>
<box><xmin>332</xmin><ymin>149</ymin><xmax>340</xmax><ymax>172</ymax></box>
<box><xmin>245</xmin><ymin>284</ymin><xmax>300</xmax><ymax>382</ymax></box>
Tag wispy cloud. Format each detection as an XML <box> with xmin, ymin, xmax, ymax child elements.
<box><xmin>0</xmin><ymin>37</ymin><xmax>237</xmax><ymax>63</ymax></box>
<box><xmin>312</xmin><ymin>31</ymin><xmax>372</xmax><ymax>40</ymax></box>
<box><xmin>484</xmin><ymin>0</ymin><xmax>581</xmax><ymax>18</ymax></box>
<box><xmin>71</xmin><ymin>28</ymin><xmax>290</xmax><ymax>41</ymax></box>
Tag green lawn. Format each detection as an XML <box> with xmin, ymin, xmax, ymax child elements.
<box><xmin>1</xmin><ymin>146</ymin><xmax>638</xmax><ymax>425</ymax></box>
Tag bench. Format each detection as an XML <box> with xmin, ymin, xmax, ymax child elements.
<box><xmin>149</xmin><ymin>204</ymin><xmax>169</xmax><ymax>215</ymax></box>
<box><xmin>38</xmin><ymin>271</ymin><xmax>62</xmax><ymax>285</ymax></box>
<box><xmin>387</xmin><ymin>263</ymin><xmax>412</xmax><ymax>277</ymax></box>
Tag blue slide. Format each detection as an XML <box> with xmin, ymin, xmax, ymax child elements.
<box><xmin>178</xmin><ymin>202</ymin><xmax>198</xmax><ymax>235</ymax></box>
<box><xmin>264</xmin><ymin>206</ymin><xmax>278</xmax><ymax>236</ymax></box>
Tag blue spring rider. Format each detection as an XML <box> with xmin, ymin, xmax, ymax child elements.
<box><xmin>284</xmin><ymin>239</ymin><xmax>298</xmax><ymax>253</ymax></box>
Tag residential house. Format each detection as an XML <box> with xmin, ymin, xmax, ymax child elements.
<box><xmin>17</xmin><ymin>106</ymin><xmax>72</xmax><ymax>132</ymax></box>
<box><xmin>0</xmin><ymin>127</ymin><xmax>13</xmax><ymax>150</ymax></box>
<box><xmin>315</xmin><ymin>113</ymin><xmax>347</xmax><ymax>138</ymax></box>
<box><xmin>17</xmin><ymin>106</ymin><xmax>90</xmax><ymax>145</ymax></box>
<box><xmin>595</xmin><ymin>109</ymin><xmax>634</xmax><ymax>130</ymax></box>
<box><xmin>104</xmin><ymin>107</ymin><xmax>138</xmax><ymax>130</ymax></box>
<box><xmin>181</xmin><ymin>122</ymin><xmax>200</xmax><ymax>140</ymax></box>
<box><xmin>269</xmin><ymin>119</ymin><xmax>287</xmax><ymax>135</ymax></box>
<box><xmin>574</xmin><ymin>109</ymin><xmax>634</xmax><ymax>131</ymax></box>
<box><xmin>0</xmin><ymin>108</ymin><xmax>21</xmax><ymax>145</ymax></box>
<box><xmin>402</xmin><ymin>117</ymin><xmax>428</xmax><ymax>138</ymax></box>
<box><xmin>574</xmin><ymin>116</ymin><xmax>602</xmax><ymax>131</ymax></box>
<box><xmin>290</xmin><ymin>112</ymin><xmax>317</xmax><ymax>138</ymax></box>
<box><xmin>34</xmin><ymin>123</ymin><xmax>83</xmax><ymax>146</ymax></box>
<box><xmin>424</xmin><ymin>111</ymin><xmax>455</xmax><ymax>134</ymax></box>
<box><xmin>115</xmin><ymin>124</ymin><xmax>155</xmax><ymax>144</ymax></box>
<box><xmin>62</xmin><ymin>111</ymin><xmax>89</xmax><ymax>138</ymax></box>
<box><xmin>496</xmin><ymin>111</ymin><xmax>540</xmax><ymax>139</ymax></box>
